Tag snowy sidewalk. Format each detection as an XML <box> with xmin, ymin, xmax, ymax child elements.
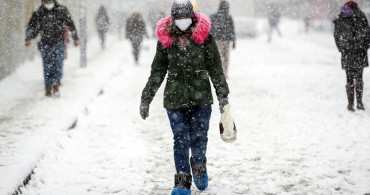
<box><xmin>2</xmin><ymin>20</ymin><xmax>370</xmax><ymax>195</ymax></box>
<box><xmin>0</xmin><ymin>36</ymin><xmax>148</xmax><ymax>195</ymax></box>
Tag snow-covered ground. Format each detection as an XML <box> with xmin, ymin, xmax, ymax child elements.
<box><xmin>1</xmin><ymin>19</ymin><xmax>370</xmax><ymax>195</ymax></box>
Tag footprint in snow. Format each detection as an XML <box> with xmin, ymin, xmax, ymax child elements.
<box><xmin>338</xmin><ymin>169</ymin><xmax>351</xmax><ymax>175</ymax></box>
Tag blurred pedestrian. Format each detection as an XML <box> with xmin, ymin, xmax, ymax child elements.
<box><xmin>140</xmin><ymin>0</ymin><xmax>230</xmax><ymax>194</ymax></box>
<box><xmin>211</xmin><ymin>0</ymin><xmax>236</xmax><ymax>79</ymax></box>
<box><xmin>334</xmin><ymin>1</ymin><xmax>370</xmax><ymax>111</ymax></box>
<box><xmin>126</xmin><ymin>12</ymin><xmax>148</xmax><ymax>64</ymax></box>
<box><xmin>301</xmin><ymin>1</ymin><xmax>311</xmax><ymax>33</ymax></box>
<box><xmin>25</xmin><ymin>0</ymin><xmax>79</xmax><ymax>97</ymax></box>
<box><xmin>148</xmin><ymin>11</ymin><xmax>157</xmax><ymax>38</ymax></box>
<box><xmin>149</xmin><ymin>11</ymin><xmax>165</xmax><ymax>38</ymax></box>
<box><xmin>303</xmin><ymin>17</ymin><xmax>310</xmax><ymax>33</ymax></box>
<box><xmin>63</xmin><ymin>23</ymin><xmax>70</xmax><ymax>59</ymax></box>
<box><xmin>267</xmin><ymin>2</ymin><xmax>282</xmax><ymax>42</ymax></box>
<box><xmin>96</xmin><ymin>5</ymin><xmax>110</xmax><ymax>49</ymax></box>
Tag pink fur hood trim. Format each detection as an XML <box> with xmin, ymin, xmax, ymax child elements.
<box><xmin>156</xmin><ymin>12</ymin><xmax>212</xmax><ymax>48</ymax></box>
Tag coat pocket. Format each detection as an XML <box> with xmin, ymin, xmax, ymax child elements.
<box><xmin>164</xmin><ymin>73</ymin><xmax>185</xmax><ymax>107</ymax></box>
<box><xmin>165</xmin><ymin>73</ymin><xmax>181</xmax><ymax>96</ymax></box>
<box><xmin>190</xmin><ymin>70</ymin><xmax>212</xmax><ymax>102</ymax></box>
<box><xmin>193</xmin><ymin>70</ymin><xmax>209</xmax><ymax>90</ymax></box>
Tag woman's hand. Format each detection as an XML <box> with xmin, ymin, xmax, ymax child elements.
<box><xmin>219</xmin><ymin>98</ymin><xmax>229</xmax><ymax>113</ymax></box>
<box><xmin>140</xmin><ymin>102</ymin><xmax>150</xmax><ymax>120</ymax></box>
<box><xmin>25</xmin><ymin>40</ymin><xmax>31</xmax><ymax>47</ymax></box>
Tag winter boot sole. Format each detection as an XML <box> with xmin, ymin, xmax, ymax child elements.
<box><xmin>171</xmin><ymin>188</ymin><xmax>191</xmax><ymax>195</ymax></box>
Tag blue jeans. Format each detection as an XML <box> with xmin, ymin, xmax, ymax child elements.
<box><xmin>166</xmin><ymin>105</ymin><xmax>212</xmax><ymax>174</ymax></box>
<box><xmin>40</xmin><ymin>42</ymin><xmax>65</xmax><ymax>90</ymax></box>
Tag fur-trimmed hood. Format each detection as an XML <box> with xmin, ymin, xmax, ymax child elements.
<box><xmin>156</xmin><ymin>12</ymin><xmax>211</xmax><ymax>48</ymax></box>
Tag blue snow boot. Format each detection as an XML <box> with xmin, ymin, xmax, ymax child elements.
<box><xmin>171</xmin><ymin>173</ymin><xmax>192</xmax><ymax>195</ymax></box>
<box><xmin>190</xmin><ymin>157</ymin><xmax>208</xmax><ymax>190</ymax></box>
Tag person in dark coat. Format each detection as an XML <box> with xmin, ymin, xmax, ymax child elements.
<box><xmin>96</xmin><ymin>5</ymin><xmax>110</xmax><ymax>49</ymax></box>
<box><xmin>334</xmin><ymin>1</ymin><xmax>370</xmax><ymax>111</ymax></box>
<box><xmin>126</xmin><ymin>12</ymin><xmax>148</xmax><ymax>64</ymax></box>
<box><xmin>267</xmin><ymin>2</ymin><xmax>282</xmax><ymax>42</ymax></box>
<box><xmin>149</xmin><ymin>11</ymin><xmax>166</xmax><ymax>38</ymax></box>
<box><xmin>140</xmin><ymin>0</ymin><xmax>230</xmax><ymax>194</ymax></box>
<box><xmin>210</xmin><ymin>0</ymin><xmax>236</xmax><ymax>79</ymax></box>
<box><xmin>25</xmin><ymin>0</ymin><xmax>79</xmax><ymax>97</ymax></box>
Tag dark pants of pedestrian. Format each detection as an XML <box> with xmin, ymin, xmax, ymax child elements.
<box><xmin>131</xmin><ymin>40</ymin><xmax>142</xmax><ymax>63</ymax></box>
<box><xmin>346</xmin><ymin>68</ymin><xmax>363</xmax><ymax>85</ymax></box>
<box><xmin>304</xmin><ymin>17</ymin><xmax>310</xmax><ymax>33</ymax></box>
<box><xmin>166</xmin><ymin>105</ymin><xmax>212</xmax><ymax>174</ymax></box>
<box><xmin>40</xmin><ymin>42</ymin><xmax>65</xmax><ymax>91</ymax></box>
<box><xmin>216</xmin><ymin>41</ymin><xmax>231</xmax><ymax>78</ymax></box>
<box><xmin>98</xmin><ymin>31</ymin><xmax>106</xmax><ymax>49</ymax></box>
<box><xmin>268</xmin><ymin>24</ymin><xmax>282</xmax><ymax>42</ymax></box>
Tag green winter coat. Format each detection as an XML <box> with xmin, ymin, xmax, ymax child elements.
<box><xmin>141</xmin><ymin>13</ymin><xmax>229</xmax><ymax>109</ymax></box>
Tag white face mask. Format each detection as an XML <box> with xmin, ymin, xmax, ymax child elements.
<box><xmin>44</xmin><ymin>3</ymin><xmax>55</xmax><ymax>10</ymax></box>
<box><xmin>175</xmin><ymin>18</ymin><xmax>192</xmax><ymax>31</ymax></box>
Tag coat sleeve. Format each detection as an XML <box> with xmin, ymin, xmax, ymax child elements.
<box><xmin>334</xmin><ymin>19</ymin><xmax>345</xmax><ymax>53</ymax></box>
<box><xmin>204</xmin><ymin>34</ymin><xmax>230</xmax><ymax>100</ymax></box>
<box><xmin>26</xmin><ymin>11</ymin><xmax>40</xmax><ymax>41</ymax></box>
<box><xmin>230</xmin><ymin>16</ymin><xmax>236</xmax><ymax>43</ymax></box>
<box><xmin>360</xmin><ymin>15</ymin><xmax>370</xmax><ymax>49</ymax></box>
<box><xmin>141</xmin><ymin>42</ymin><xmax>169</xmax><ymax>104</ymax></box>
<box><xmin>106</xmin><ymin>13</ymin><xmax>110</xmax><ymax>26</ymax></box>
<box><xmin>63</xmin><ymin>7</ymin><xmax>79</xmax><ymax>41</ymax></box>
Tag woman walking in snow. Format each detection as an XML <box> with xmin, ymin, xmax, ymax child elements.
<box><xmin>25</xmin><ymin>0</ymin><xmax>79</xmax><ymax>97</ymax></box>
<box><xmin>140</xmin><ymin>0</ymin><xmax>230</xmax><ymax>194</ymax></box>
<box><xmin>267</xmin><ymin>2</ymin><xmax>282</xmax><ymax>43</ymax></box>
<box><xmin>334</xmin><ymin>1</ymin><xmax>370</xmax><ymax>111</ymax></box>
<box><xmin>126</xmin><ymin>12</ymin><xmax>148</xmax><ymax>64</ymax></box>
<box><xmin>96</xmin><ymin>5</ymin><xmax>110</xmax><ymax>50</ymax></box>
